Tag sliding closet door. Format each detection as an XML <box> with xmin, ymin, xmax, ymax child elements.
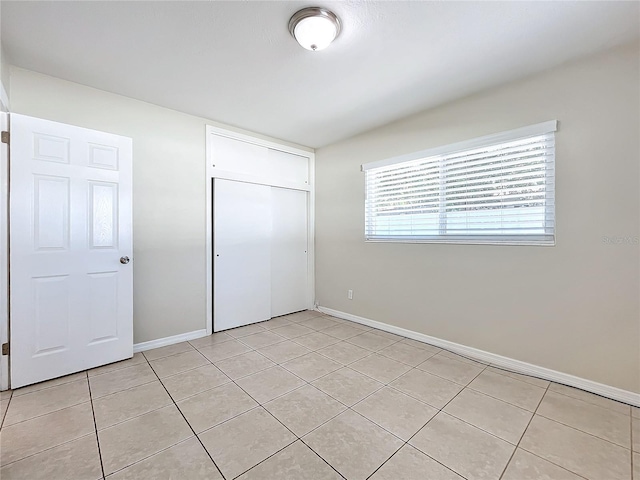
<box><xmin>213</xmin><ymin>179</ymin><xmax>271</xmax><ymax>331</ymax></box>
<box><xmin>271</xmin><ymin>187</ymin><xmax>308</xmax><ymax>317</ymax></box>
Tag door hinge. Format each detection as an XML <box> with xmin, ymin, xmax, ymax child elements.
<box><xmin>1</xmin><ymin>131</ymin><xmax>8</xmax><ymax>144</ymax></box>
<box><xmin>1</xmin><ymin>343</ymin><xmax>8</xmax><ymax>356</ymax></box>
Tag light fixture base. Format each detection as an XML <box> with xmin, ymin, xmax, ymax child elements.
<box><xmin>288</xmin><ymin>7</ymin><xmax>341</xmax><ymax>51</ymax></box>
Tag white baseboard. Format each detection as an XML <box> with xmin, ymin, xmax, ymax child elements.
<box><xmin>133</xmin><ymin>329</ymin><xmax>208</xmax><ymax>353</ymax></box>
<box><xmin>317</xmin><ymin>306</ymin><xmax>640</xmax><ymax>408</ymax></box>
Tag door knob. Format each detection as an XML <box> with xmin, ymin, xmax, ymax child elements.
<box><xmin>120</xmin><ymin>256</ymin><xmax>130</xmax><ymax>264</ymax></box>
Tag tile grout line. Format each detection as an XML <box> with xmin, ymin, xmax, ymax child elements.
<box><xmin>0</xmin><ymin>391</ymin><xmax>13</xmax><ymax>430</ymax></box>
<box><xmin>86</xmin><ymin>371</ymin><xmax>107</xmax><ymax>480</ymax></box>
<box><xmin>385</xmin><ymin>360</ymin><xmax>489</xmax><ymax>479</ymax></box>
<box><xmin>198</xmin><ymin>327</ymin><xmax>356</xmax><ymax>479</ymax></box>
<box><xmin>2</xmin><ymin>398</ymin><xmax>94</xmax><ymax>429</ymax></box>
<box><xmin>143</xmin><ymin>352</ymin><xmax>229</xmax><ymax>480</ymax></box>
<box><xmin>203</xmin><ymin>323</ymin><xmax>537</xmax><ymax>466</ymax></box>
<box><xmin>631</xmin><ymin>413</ymin><xmax>634</xmax><ymax>480</ymax></box>
<box><xmin>497</xmin><ymin>379</ymin><xmax>552</xmax><ymax>480</ymax></box>
<box><xmin>211</xmin><ymin>359</ymin><xmax>346</xmax><ymax>479</ymax></box>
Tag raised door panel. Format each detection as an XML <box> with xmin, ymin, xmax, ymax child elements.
<box><xmin>32</xmin><ymin>275</ymin><xmax>71</xmax><ymax>357</ymax></box>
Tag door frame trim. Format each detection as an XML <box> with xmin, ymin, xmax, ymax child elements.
<box><xmin>205</xmin><ymin>125</ymin><xmax>315</xmax><ymax>335</ymax></box>
<box><xmin>0</xmin><ymin>108</ymin><xmax>8</xmax><ymax>391</ymax></box>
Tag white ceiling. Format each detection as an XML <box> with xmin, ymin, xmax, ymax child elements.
<box><xmin>2</xmin><ymin>1</ymin><xmax>638</xmax><ymax>148</ymax></box>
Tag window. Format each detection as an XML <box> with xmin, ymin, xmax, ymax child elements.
<box><xmin>363</xmin><ymin>121</ymin><xmax>556</xmax><ymax>245</ymax></box>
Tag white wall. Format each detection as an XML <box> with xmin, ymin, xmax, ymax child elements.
<box><xmin>315</xmin><ymin>42</ymin><xmax>640</xmax><ymax>393</ymax></box>
<box><xmin>8</xmin><ymin>66</ymin><xmax>312</xmax><ymax>344</ymax></box>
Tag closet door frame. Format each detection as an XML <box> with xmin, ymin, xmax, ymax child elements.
<box><xmin>205</xmin><ymin>125</ymin><xmax>315</xmax><ymax>335</ymax></box>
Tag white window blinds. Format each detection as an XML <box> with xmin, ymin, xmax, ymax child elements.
<box><xmin>363</xmin><ymin>121</ymin><xmax>557</xmax><ymax>245</ymax></box>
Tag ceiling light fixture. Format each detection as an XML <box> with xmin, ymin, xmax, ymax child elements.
<box><xmin>288</xmin><ymin>7</ymin><xmax>341</xmax><ymax>51</ymax></box>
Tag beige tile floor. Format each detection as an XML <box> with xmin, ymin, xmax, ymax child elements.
<box><xmin>0</xmin><ymin>310</ymin><xmax>637</xmax><ymax>480</ymax></box>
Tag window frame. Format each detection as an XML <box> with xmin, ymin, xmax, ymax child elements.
<box><xmin>362</xmin><ymin>121</ymin><xmax>557</xmax><ymax>246</ymax></box>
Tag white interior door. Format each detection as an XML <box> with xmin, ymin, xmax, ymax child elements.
<box><xmin>271</xmin><ymin>187</ymin><xmax>308</xmax><ymax>317</ymax></box>
<box><xmin>10</xmin><ymin>114</ymin><xmax>133</xmax><ymax>388</ymax></box>
<box><xmin>213</xmin><ymin>179</ymin><xmax>271</xmax><ymax>331</ymax></box>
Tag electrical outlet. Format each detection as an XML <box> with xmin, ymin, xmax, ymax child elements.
<box><xmin>348</xmin><ymin>289</ymin><xmax>353</xmax><ymax>300</ymax></box>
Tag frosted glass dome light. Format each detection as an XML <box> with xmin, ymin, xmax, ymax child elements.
<box><xmin>288</xmin><ymin>7</ymin><xmax>341</xmax><ymax>51</ymax></box>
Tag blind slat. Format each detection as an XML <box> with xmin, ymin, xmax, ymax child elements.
<box><xmin>364</xmin><ymin>129</ymin><xmax>556</xmax><ymax>244</ymax></box>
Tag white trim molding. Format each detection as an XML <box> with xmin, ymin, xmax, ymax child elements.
<box><xmin>317</xmin><ymin>306</ymin><xmax>640</xmax><ymax>407</ymax></box>
<box><xmin>133</xmin><ymin>329</ymin><xmax>208</xmax><ymax>354</ymax></box>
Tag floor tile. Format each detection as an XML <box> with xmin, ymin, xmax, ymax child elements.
<box><xmin>520</xmin><ymin>414</ymin><xmax>631</xmax><ymax>480</ymax></box>
<box><xmin>417</xmin><ymin>354</ymin><xmax>484</xmax><ymax>385</ymax></box>
<box><xmin>272</xmin><ymin>323</ymin><xmax>315</xmax><ymax>339</ymax></box>
<box><xmin>236</xmin><ymin>366</ymin><xmax>306</xmax><ymax>404</ymax></box>
<box><xmin>486</xmin><ymin>366</ymin><xmax>550</xmax><ymax>388</ymax></box>
<box><xmin>468</xmin><ymin>369</ymin><xmax>545</xmax><ymax>411</ymax></box>
<box><xmin>161</xmin><ymin>364</ymin><xmax>230</xmax><ymax>401</ymax></box>
<box><xmin>322</xmin><ymin>324</ymin><xmax>364</xmax><ymax>340</ymax></box>
<box><xmin>303</xmin><ymin>410</ymin><xmax>403</xmax><ymax>480</ymax></box>
<box><xmin>237</xmin><ymin>440</ymin><xmax>341</xmax><ymax>480</ymax></box>
<box><xmin>443</xmin><ymin>387</ymin><xmax>532</xmax><ymax>444</ymax></box>
<box><xmin>313</xmin><ymin>367</ymin><xmax>384</xmax><ymax>406</ymax></box>
<box><xmin>264</xmin><ymin>384</ymin><xmax>346</xmax><ymax>436</ymax></box>
<box><xmin>93</xmin><ymin>381</ymin><xmax>172</xmax><ymax>430</ymax></box>
<box><xmin>370</xmin><ymin>444</ymin><xmax>463</xmax><ymax>480</ymax></box>
<box><xmin>346</xmin><ymin>332</ymin><xmax>398</xmax><ymax>351</ymax></box>
<box><xmin>197</xmin><ymin>339</ymin><xmax>251</xmax><ymax>363</ymax></box>
<box><xmin>261</xmin><ymin>316</ymin><xmax>296</xmax><ymax>329</ymax></box>
<box><xmin>369</xmin><ymin>329</ymin><xmax>403</xmax><ymax>340</ymax></box>
<box><xmin>350</xmin><ymin>354</ymin><xmax>412</xmax><ymax>383</ymax></box>
<box><xmin>282</xmin><ymin>352</ymin><xmax>342</xmax><ymax>382</ymax></box>
<box><xmin>189</xmin><ymin>331</ymin><xmax>233</xmax><ymax>348</ymax></box>
<box><xmin>0</xmin><ymin>433</ymin><xmax>102</xmax><ymax>480</ymax></box>
<box><xmin>99</xmin><ymin>404</ymin><xmax>193</xmax><ymax>475</ymax></box>
<box><xmin>0</xmin><ymin>390</ymin><xmax>12</xmax><ymax>401</ymax></box>
<box><xmin>298</xmin><ymin>316</ymin><xmax>340</xmax><ymax>331</ymax></box>
<box><xmin>177</xmin><ymin>382</ymin><xmax>257</xmax><ymax>433</ymax></box>
<box><xmin>239</xmin><ymin>331</ymin><xmax>287</xmax><ymax>349</ymax></box>
<box><xmin>225</xmin><ymin>323</ymin><xmax>268</xmax><ymax>338</ymax></box>
<box><xmin>149</xmin><ymin>350</ymin><xmax>209</xmax><ymax>378</ymax></box>
<box><xmin>410</xmin><ymin>412</ymin><xmax>514</xmax><ymax>480</ymax></box>
<box><xmin>214</xmin><ymin>351</ymin><xmax>275</xmax><ymax>379</ymax></box>
<box><xmin>346</xmin><ymin>321</ymin><xmax>372</xmax><ymax>331</ymax></box>
<box><xmin>282</xmin><ymin>310</ymin><xmax>323</xmax><ymax>323</ymax></box>
<box><xmin>502</xmin><ymin>448</ymin><xmax>584</xmax><ymax>480</ymax></box>
<box><xmin>377</xmin><ymin>342</ymin><xmax>438</xmax><ymax>366</ymax></box>
<box><xmin>258</xmin><ymin>340</ymin><xmax>312</xmax><ymax>364</ymax></box>
<box><xmin>0</xmin><ymin>402</ymin><xmax>94</xmax><ymax>465</ymax></box>
<box><xmin>199</xmin><ymin>407</ymin><xmax>296</xmax><ymax>479</ymax></box>
<box><xmin>353</xmin><ymin>386</ymin><xmax>438</xmax><ymax>440</ymax></box>
<box><xmin>88</xmin><ymin>353</ymin><xmax>146</xmax><ymax>377</ymax></box>
<box><xmin>13</xmin><ymin>371</ymin><xmax>86</xmax><ymax>396</ymax></box>
<box><xmin>548</xmin><ymin>383</ymin><xmax>631</xmax><ymax>415</ymax></box>
<box><xmin>390</xmin><ymin>369</ymin><xmax>463</xmax><ymax>408</ymax></box>
<box><xmin>633</xmin><ymin>417</ymin><xmax>639</xmax><ymax>452</ymax></box>
<box><xmin>142</xmin><ymin>341</ymin><xmax>194</xmax><ymax>361</ymax></box>
<box><xmin>399</xmin><ymin>338</ymin><xmax>442</xmax><ymax>353</ymax></box>
<box><xmin>439</xmin><ymin>350</ymin><xmax>487</xmax><ymax>366</ymax></box>
<box><xmin>107</xmin><ymin>437</ymin><xmax>222</xmax><ymax>480</ymax></box>
<box><xmin>316</xmin><ymin>341</ymin><xmax>371</xmax><ymax>365</ymax></box>
<box><xmin>537</xmin><ymin>390</ymin><xmax>630</xmax><ymax>447</ymax></box>
<box><xmin>0</xmin><ymin>399</ymin><xmax>9</xmax><ymax>424</ymax></box>
<box><xmin>4</xmin><ymin>378</ymin><xmax>89</xmax><ymax>426</ymax></box>
<box><xmin>292</xmin><ymin>332</ymin><xmax>340</xmax><ymax>350</ymax></box>
<box><xmin>89</xmin><ymin>363</ymin><xmax>157</xmax><ymax>398</ymax></box>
